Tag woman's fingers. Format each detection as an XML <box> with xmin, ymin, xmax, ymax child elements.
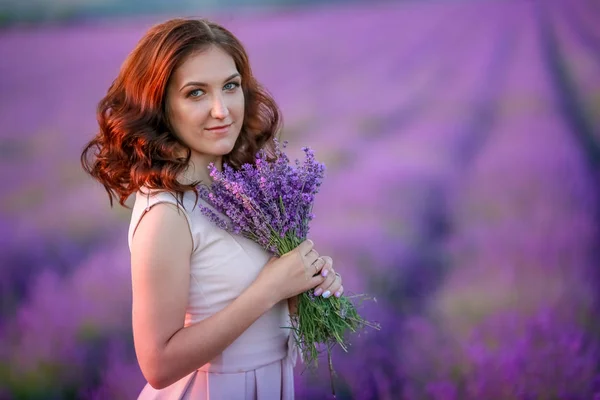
<box><xmin>299</xmin><ymin>240</ymin><xmax>320</xmax><ymax>266</ymax></box>
<box><xmin>322</xmin><ymin>274</ymin><xmax>343</xmax><ymax>298</ymax></box>
<box><xmin>302</xmin><ymin>249</ymin><xmax>319</xmax><ymax>268</ymax></box>
<box><xmin>334</xmin><ymin>284</ymin><xmax>344</xmax><ymax>298</ymax></box>
<box><xmin>298</xmin><ymin>239</ymin><xmax>314</xmax><ymax>256</ymax></box>
<box><xmin>319</xmin><ymin>256</ymin><xmax>333</xmax><ymax>275</ymax></box>
<box><xmin>313</xmin><ymin>257</ymin><xmax>338</xmax><ymax>297</ymax></box>
<box><xmin>308</xmin><ymin>256</ymin><xmax>326</xmax><ymax>277</ymax></box>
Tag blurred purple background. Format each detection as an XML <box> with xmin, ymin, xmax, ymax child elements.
<box><xmin>1</xmin><ymin>0</ymin><xmax>600</xmax><ymax>398</ymax></box>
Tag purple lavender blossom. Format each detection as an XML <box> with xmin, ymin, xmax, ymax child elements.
<box><xmin>197</xmin><ymin>140</ymin><xmax>326</xmax><ymax>256</ymax></box>
<box><xmin>82</xmin><ymin>339</ymin><xmax>145</xmax><ymax>400</ymax></box>
<box><xmin>401</xmin><ymin>309</ymin><xmax>600</xmax><ymax>399</ymax></box>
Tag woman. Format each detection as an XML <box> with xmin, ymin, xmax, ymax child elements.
<box><xmin>80</xmin><ymin>18</ymin><xmax>344</xmax><ymax>399</ymax></box>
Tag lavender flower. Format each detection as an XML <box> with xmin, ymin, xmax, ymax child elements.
<box><xmin>401</xmin><ymin>310</ymin><xmax>600</xmax><ymax>399</ymax></box>
<box><xmin>198</xmin><ymin>140</ymin><xmax>326</xmax><ymax>255</ymax></box>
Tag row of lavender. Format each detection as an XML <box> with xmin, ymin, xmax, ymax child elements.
<box><xmin>1</xmin><ymin>0</ymin><xmax>599</xmax><ymax>398</ymax></box>
<box><xmin>297</xmin><ymin>0</ymin><xmax>600</xmax><ymax>397</ymax></box>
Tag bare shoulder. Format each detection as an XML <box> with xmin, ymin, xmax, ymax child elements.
<box><xmin>131</xmin><ymin>202</ymin><xmax>193</xmax><ymax>266</ymax></box>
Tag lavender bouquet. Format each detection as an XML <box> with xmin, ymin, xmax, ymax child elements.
<box><xmin>196</xmin><ymin>140</ymin><xmax>379</xmax><ymax>377</ymax></box>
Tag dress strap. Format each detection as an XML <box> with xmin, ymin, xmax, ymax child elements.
<box><xmin>127</xmin><ymin>189</ymin><xmax>196</xmax><ymax>251</ymax></box>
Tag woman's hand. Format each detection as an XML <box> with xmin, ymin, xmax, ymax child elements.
<box><xmin>254</xmin><ymin>239</ymin><xmax>329</xmax><ymax>305</ymax></box>
<box><xmin>287</xmin><ymin>254</ymin><xmax>344</xmax><ymax>314</ymax></box>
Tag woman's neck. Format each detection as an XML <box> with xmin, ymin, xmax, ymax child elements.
<box><xmin>179</xmin><ymin>153</ymin><xmax>222</xmax><ymax>185</ymax></box>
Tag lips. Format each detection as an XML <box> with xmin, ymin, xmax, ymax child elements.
<box><xmin>205</xmin><ymin>123</ymin><xmax>232</xmax><ymax>131</ymax></box>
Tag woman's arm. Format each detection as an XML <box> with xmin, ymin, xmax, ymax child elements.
<box><xmin>130</xmin><ymin>203</ymin><xmax>277</xmax><ymax>389</ymax></box>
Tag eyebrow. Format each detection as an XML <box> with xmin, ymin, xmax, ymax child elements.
<box><xmin>180</xmin><ymin>73</ymin><xmax>241</xmax><ymax>91</ymax></box>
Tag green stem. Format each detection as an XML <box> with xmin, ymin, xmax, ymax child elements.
<box><xmin>328</xmin><ymin>346</ymin><xmax>336</xmax><ymax>397</ymax></box>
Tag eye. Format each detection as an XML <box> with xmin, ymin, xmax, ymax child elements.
<box><xmin>188</xmin><ymin>89</ymin><xmax>204</xmax><ymax>98</ymax></box>
<box><xmin>224</xmin><ymin>82</ymin><xmax>241</xmax><ymax>91</ymax></box>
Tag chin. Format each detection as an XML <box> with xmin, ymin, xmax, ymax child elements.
<box><xmin>219</xmin><ymin>142</ymin><xmax>237</xmax><ymax>155</ymax></box>
<box><xmin>218</xmin><ymin>138</ymin><xmax>239</xmax><ymax>154</ymax></box>
<box><xmin>203</xmin><ymin>145</ymin><xmax>235</xmax><ymax>160</ymax></box>
<box><xmin>194</xmin><ymin>136</ymin><xmax>239</xmax><ymax>159</ymax></box>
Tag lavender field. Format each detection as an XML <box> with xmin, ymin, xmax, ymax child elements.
<box><xmin>1</xmin><ymin>0</ymin><xmax>600</xmax><ymax>398</ymax></box>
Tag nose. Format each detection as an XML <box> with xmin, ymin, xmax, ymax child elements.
<box><xmin>210</xmin><ymin>94</ymin><xmax>230</xmax><ymax>120</ymax></box>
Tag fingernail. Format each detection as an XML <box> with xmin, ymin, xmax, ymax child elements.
<box><xmin>335</xmin><ymin>291</ymin><xmax>341</xmax><ymax>298</ymax></box>
<box><xmin>314</xmin><ymin>288</ymin><xmax>323</xmax><ymax>296</ymax></box>
<box><xmin>321</xmin><ymin>269</ymin><xmax>328</xmax><ymax>277</ymax></box>
<box><xmin>322</xmin><ymin>290</ymin><xmax>331</xmax><ymax>298</ymax></box>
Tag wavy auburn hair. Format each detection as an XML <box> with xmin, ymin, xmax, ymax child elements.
<box><xmin>81</xmin><ymin>18</ymin><xmax>282</xmax><ymax>207</ymax></box>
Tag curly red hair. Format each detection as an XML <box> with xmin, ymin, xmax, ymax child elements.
<box><xmin>81</xmin><ymin>18</ymin><xmax>281</xmax><ymax>207</ymax></box>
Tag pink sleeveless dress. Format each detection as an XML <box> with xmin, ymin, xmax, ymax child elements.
<box><xmin>128</xmin><ymin>188</ymin><xmax>298</xmax><ymax>400</ymax></box>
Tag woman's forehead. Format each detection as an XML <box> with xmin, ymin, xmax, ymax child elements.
<box><xmin>172</xmin><ymin>46</ymin><xmax>238</xmax><ymax>87</ymax></box>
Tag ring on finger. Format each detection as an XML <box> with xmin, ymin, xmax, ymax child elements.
<box><xmin>310</xmin><ymin>257</ymin><xmax>322</xmax><ymax>273</ymax></box>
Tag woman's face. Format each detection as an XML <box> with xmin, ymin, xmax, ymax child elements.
<box><xmin>165</xmin><ymin>45</ymin><xmax>245</xmax><ymax>168</ymax></box>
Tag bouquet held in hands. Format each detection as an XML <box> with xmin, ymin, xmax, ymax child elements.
<box><xmin>197</xmin><ymin>140</ymin><xmax>380</xmax><ymax>374</ymax></box>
